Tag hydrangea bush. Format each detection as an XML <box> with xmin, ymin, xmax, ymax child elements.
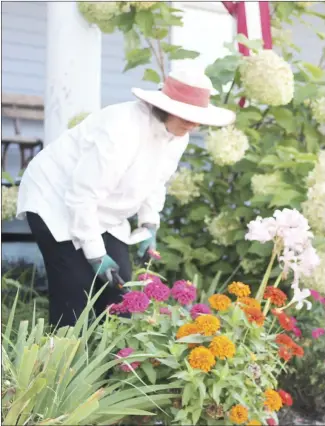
<box><xmin>98</xmin><ymin>210</ymin><xmax>319</xmax><ymax>425</ymax></box>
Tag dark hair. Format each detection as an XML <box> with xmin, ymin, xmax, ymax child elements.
<box><xmin>152</xmin><ymin>106</ymin><xmax>169</xmax><ymax>123</ymax></box>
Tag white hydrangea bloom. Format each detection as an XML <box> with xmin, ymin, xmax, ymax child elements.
<box><xmin>241</xmin><ymin>257</ymin><xmax>266</xmax><ymax>274</ymax></box>
<box><xmin>127</xmin><ymin>1</ymin><xmax>157</xmax><ymax>9</ymax></box>
<box><xmin>251</xmin><ymin>172</ymin><xmax>283</xmax><ymax>196</ymax></box>
<box><xmin>302</xmin><ymin>151</ymin><xmax>325</xmax><ymax>235</ymax></box>
<box><xmin>311</xmin><ymin>97</ymin><xmax>325</xmax><ymax>125</ymax></box>
<box><xmin>302</xmin><ymin>250</ymin><xmax>325</xmax><ymax>295</ymax></box>
<box><xmin>239</xmin><ymin>50</ymin><xmax>294</xmax><ymax>106</ymax></box>
<box><xmin>206</xmin><ymin>212</ymin><xmax>241</xmax><ymax>246</ymax></box>
<box><xmin>205</xmin><ymin>126</ymin><xmax>249</xmax><ymax>166</ymax></box>
<box><xmin>167</xmin><ymin>168</ymin><xmax>204</xmax><ymax>205</ymax></box>
<box><xmin>2</xmin><ymin>186</ymin><xmax>19</xmax><ymax>222</ymax></box>
<box><xmin>296</xmin><ymin>2</ymin><xmax>313</xmax><ymax>8</ymax></box>
<box><xmin>78</xmin><ymin>2</ymin><xmax>129</xmax><ymax>27</ymax></box>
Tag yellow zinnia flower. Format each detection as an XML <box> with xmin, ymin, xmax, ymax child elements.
<box><xmin>247</xmin><ymin>420</ymin><xmax>262</xmax><ymax>426</ymax></box>
<box><xmin>229</xmin><ymin>404</ymin><xmax>248</xmax><ymax>424</ymax></box>
<box><xmin>263</xmin><ymin>389</ymin><xmax>283</xmax><ymax>411</ymax></box>
<box><xmin>176</xmin><ymin>323</ymin><xmax>200</xmax><ymax>348</ymax></box>
<box><xmin>209</xmin><ymin>335</ymin><xmax>236</xmax><ymax>359</ymax></box>
<box><xmin>208</xmin><ymin>294</ymin><xmax>232</xmax><ymax>311</ymax></box>
<box><xmin>195</xmin><ymin>314</ymin><xmax>221</xmax><ymax>336</ymax></box>
<box><xmin>228</xmin><ymin>281</ymin><xmax>251</xmax><ymax>297</ymax></box>
<box><xmin>188</xmin><ymin>346</ymin><xmax>216</xmax><ymax>372</ymax></box>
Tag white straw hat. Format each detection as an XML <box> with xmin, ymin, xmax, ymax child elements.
<box><xmin>132</xmin><ymin>68</ymin><xmax>236</xmax><ymax>127</ymax></box>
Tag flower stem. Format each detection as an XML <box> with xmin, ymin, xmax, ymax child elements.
<box><xmin>267</xmin><ymin>316</ymin><xmax>276</xmax><ymax>336</ymax></box>
<box><xmin>263</xmin><ymin>272</ymin><xmax>283</xmax><ymax>316</ymax></box>
<box><xmin>255</xmin><ymin>247</ymin><xmax>278</xmax><ymax>303</ymax></box>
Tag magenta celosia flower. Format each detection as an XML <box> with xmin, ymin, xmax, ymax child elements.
<box><xmin>321</xmin><ymin>297</ymin><xmax>325</xmax><ymax>305</ymax></box>
<box><xmin>159</xmin><ymin>307</ymin><xmax>171</xmax><ymax>316</ymax></box>
<box><xmin>291</xmin><ymin>316</ymin><xmax>297</xmax><ymax>325</ymax></box>
<box><xmin>312</xmin><ymin>328</ymin><xmax>325</xmax><ymax>339</ymax></box>
<box><xmin>117</xmin><ymin>347</ymin><xmax>140</xmax><ymax>372</ymax></box>
<box><xmin>123</xmin><ymin>291</ymin><xmax>150</xmax><ymax>313</ymax></box>
<box><xmin>190</xmin><ymin>303</ymin><xmax>211</xmax><ymax>319</ymax></box>
<box><xmin>292</xmin><ymin>326</ymin><xmax>302</xmax><ymax>338</ymax></box>
<box><xmin>171</xmin><ymin>280</ymin><xmax>197</xmax><ymax>305</ymax></box>
<box><xmin>310</xmin><ymin>289</ymin><xmax>321</xmax><ymax>301</ymax></box>
<box><xmin>144</xmin><ymin>281</ymin><xmax>170</xmax><ymax>302</ymax></box>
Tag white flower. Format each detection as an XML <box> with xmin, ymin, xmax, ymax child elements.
<box><xmin>205</xmin><ymin>126</ymin><xmax>249</xmax><ymax>166</ymax></box>
<box><xmin>291</xmin><ymin>287</ymin><xmax>312</xmax><ymax>310</ymax></box>
<box><xmin>311</xmin><ymin>97</ymin><xmax>325</xmax><ymax>125</ymax></box>
<box><xmin>239</xmin><ymin>50</ymin><xmax>294</xmax><ymax>106</ymax></box>
<box><xmin>245</xmin><ymin>216</ymin><xmax>277</xmax><ymax>243</ymax></box>
<box><xmin>251</xmin><ymin>172</ymin><xmax>283</xmax><ymax>196</ymax></box>
<box><xmin>2</xmin><ymin>186</ymin><xmax>19</xmax><ymax>221</ymax></box>
<box><xmin>167</xmin><ymin>168</ymin><xmax>204</xmax><ymax>205</ymax></box>
<box><xmin>206</xmin><ymin>212</ymin><xmax>241</xmax><ymax>246</ymax></box>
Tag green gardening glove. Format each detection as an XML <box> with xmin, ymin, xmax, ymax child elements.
<box><xmin>137</xmin><ymin>224</ymin><xmax>157</xmax><ymax>258</ymax></box>
<box><xmin>88</xmin><ymin>254</ymin><xmax>119</xmax><ymax>283</ymax></box>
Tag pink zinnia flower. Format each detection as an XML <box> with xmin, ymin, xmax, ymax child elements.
<box><xmin>190</xmin><ymin>303</ymin><xmax>211</xmax><ymax>319</ymax></box>
<box><xmin>117</xmin><ymin>347</ymin><xmax>140</xmax><ymax>372</ymax></box>
<box><xmin>123</xmin><ymin>291</ymin><xmax>150</xmax><ymax>313</ymax></box>
<box><xmin>266</xmin><ymin>419</ymin><xmax>277</xmax><ymax>426</ymax></box>
<box><xmin>312</xmin><ymin>328</ymin><xmax>325</xmax><ymax>339</ymax></box>
<box><xmin>138</xmin><ymin>273</ymin><xmax>162</xmax><ymax>284</ymax></box>
<box><xmin>291</xmin><ymin>316</ymin><xmax>297</xmax><ymax>325</ymax></box>
<box><xmin>159</xmin><ymin>307</ymin><xmax>171</xmax><ymax>316</ymax></box>
<box><xmin>144</xmin><ymin>281</ymin><xmax>170</xmax><ymax>302</ymax></box>
<box><xmin>310</xmin><ymin>289</ymin><xmax>321</xmax><ymax>301</ymax></box>
<box><xmin>171</xmin><ymin>280</ymin><xmax>197</xmax><ymax>305</ymax></box>
<box><xmin>107</xmin><ymin>302</ymin><xmax>128</xmax><ymax>315</ymax></box>
<box><xmin>292</xmin><ymin>326</ymin><xmax>302</xmax><ymax>338</ymax></box>
<box><xmin>147</xmin><ymin>248</ymin><xmax>162</xmax><ymax>260</ymax></box>
<box><xmin>320</xmin><ymin>297</ymin><xmax>325</xmax><ymax>305</ymax></box>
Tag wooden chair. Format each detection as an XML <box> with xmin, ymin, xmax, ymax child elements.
<box><xmin>2</xmin><ymin>93</ymin><xmax>44</xmax><ymax>171</ymax></box>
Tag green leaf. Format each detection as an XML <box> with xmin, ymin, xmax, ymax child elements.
<box><xmin>135</xmin><ymin>10</ymin><xmax>154</xmax><ymax>36</ymax></box>
<box><xmin>182</xmin><ymin>382</ymin><xmax>193</xmax><ymax>406</ymax></box>
<box><xmin>270</xmin><ymin>189</ymin><xmax>303</xmax><ymax>207</ymax></box>
<box><xmin>169</xmin><ymin>48</ymin><xmax>200</xmax><ymax>60</ymax></box>
<box><xmin>236</xmin><ymin>240</ymin><xmax>250</xmax><ymax>257</ymax></box>
<box><xmin>124</xmin><ymin>48</ymin><xmax>151</xmax><ymax>72</ymax></box>
<box><xmin>248</xmin><ymin>241</ymin><xmax>273</xmax><ymax>257</ymax></box>
<box><xmin>124</xmin><ymin>29</ymin><xmax>141</xmax><ymax>54</ymax></box>
<box><xmin>188</xmin><ymin>205</ymin><xmax>211</xmax><ymax>221</ymax></box>
<box><xmin>2</xmin><ymin>171</ymin><xmax>15</xmax><ymax>185</ymax></box>
<box><xmin>270</xmin><ymin>107</ymin><xmax>296</xmax><ymax>134</ymax></box>
<box><xmin>141</xmin><ymin>361</ymin><xmax>157</xmax><ymax>385</ymax></box>
<box><xmin>143</xmin><ymin>68</ymin><xmax>161</xmax><ymax>84</ymax></box>
<box><xmin>236</xmin><ymin>34</ymin><xmax>263</xmax><ymax>51</ymax></box>
<box><xmin>299</xmin><ymin>61</ymin><xmax>325</xmax><ymax>80</ymax></box>
<box><xmin>152</xmin><ymin>28</ymin><xmax>169</xmax><ymax>40</ymax></box>
<box><xmin>161</xmin><ymin>42</ymin><xmax>181</xmax><ymax>54</ymax></box>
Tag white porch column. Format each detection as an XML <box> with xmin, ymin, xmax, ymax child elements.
<box><xmin>44</xmin><ymin>2</ymin><xmax>101</xmax><ymax>145</ymax></box>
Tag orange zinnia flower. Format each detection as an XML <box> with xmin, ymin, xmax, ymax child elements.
<box><xmin>278</xmin><ymin>389</ymin><xmax>293</xmax><ymax>406</ymax></box>
<box><xmin>278</xmin><ymin>346</ymin><xmax>293</xmax><ymax>362</ymax></box>
<box><xmin>263</xmin><ymin>389</ymin><xmax>283</xmax><ymax>412</ymax></box>
<box><xmin>195</xmin><ymin>314</ymin><xmax>221</xmax><ymax>336</ymax></box>
<box><xmin>264</xmin><ymin>286</ymin><xmax>287</xmax><ymax>307</ymax></box>
<box><xmin>273</xmin><ymin>310</ymin><xmax>295</xmax><ymax>331</ymax></box>
<box><xmin>209</xmin><ymin>335</ymin><xmax>236</xmax><ymax>359</ymax></box>
<box><xmin>244</xmin><ymin>307</ymin><xmax>265</xmax><ymax>326</ymax></box>
<box><xmin>229</xmin><ymin>405</ymin><xmax>248</xmax><ymax>424</ymax></box>
<box><xmin>228</xmin><ymin>281</ymin><xmax>251</xmax><ymax>298</ymax></box>
<box><xmin>291</xmin><ymin>343</ymin><xmax>304</xmax><ymax>357</ymax></box>
<box><xmin>208</xmin><ymin>294</ymin><xmax>232</xmax><ymax>311</ymax></box>
<box><xmin>176</xmin><ymin>323</ymin><xmax>200</xmax><ymax>348</ymax></box>
<box><xmin>188</xmin><ymin>346</ymin><xmax>215</xmax><ymax>372</ymax></box>
<box><xmin>275</xmin><ymin>334</ymin><xmax>295</xmax><ymax>347</ymax></box>
<box><xmin>237</xmin><ymin>297</ymin><xmax>261</xmax><ymax>310</ymax></box>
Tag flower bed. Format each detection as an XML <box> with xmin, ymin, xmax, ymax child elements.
<box><xmin>97</xmin><ymin>209</ymin><xmax>321</xmax><ymax>425</ymax></box>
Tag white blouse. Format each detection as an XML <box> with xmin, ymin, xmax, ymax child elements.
<box><xmin>17</xmin><ymin>101</ymin><xmax>189</xmax><ymax>259</ymax></box>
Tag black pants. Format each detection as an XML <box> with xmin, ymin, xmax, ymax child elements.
<box><xmin>27</xmin><ymin>212</ymin><xmax>132</xmax><ymax>328</ymax></box>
